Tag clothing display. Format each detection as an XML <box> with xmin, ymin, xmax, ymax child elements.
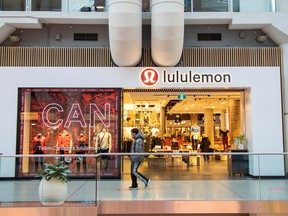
<box><xmin>191</xmin><ymin>125</ymin><xmax>201</xmax><ymax>139</ymax></box>
<box><xmin>16</xmin><ymin>88</ymin><xmax>120</xmax><ymax>178</ymax></box>
<box><xmin>95</xmin><ymin>128</ymin><xmax>112</xmax><ymax>170</ymax></box>
<box><xmin>191</xmin><ymin>124</ymin><xmax>200</xmax><ymax>151</ymax></box>
<box><xmin>220</xmin><ymin>128</ymin><xmax>229</xmax><ymax>151</ymax></box>
<box><xmin>32</xmin><ymin>133</ymin><xmax>47</xmax><ymax>154</ymax></box>
<box><xmin>76</xmin><ymin>133</ymin><xmax>88</xmax><ymax>173</ymax></box>
<box><xmin>56</xmin><ymin>130</ymin><xmax>73</xmax><ymax>164</ymax></box>
<box><xmin>32</xmin><ymin>133</ymin><xmax>47</xmax><ymax>172</ymax></box>
<box><xmin>56</xmin><ymin>130</ymin><xmax>73</xmax><ymax>154</ymax></box>
<box><xmin>95</xmin><ymin>128</ymin><xmax>112</xmax><ymax>150</ymax></box>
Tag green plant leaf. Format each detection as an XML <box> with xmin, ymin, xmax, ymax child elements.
<box><xmin>40</xmin><ymin>162</ymin><xmax>71</xmax><ymax>183</ymax></box>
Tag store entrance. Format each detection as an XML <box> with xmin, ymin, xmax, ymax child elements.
<box><xmin>123</xmin><ymin>88</ymin><xmax>245</xmax><ymax>153</ymax></box>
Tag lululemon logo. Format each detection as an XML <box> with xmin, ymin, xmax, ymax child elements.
<box><xmin>140</xmin><ymin>68</ymin><xmax>159</xmax><ymax>86</ymax></box>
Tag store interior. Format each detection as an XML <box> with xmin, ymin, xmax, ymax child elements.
<box><xmin>123</xmin><ymin>88</ymin><xmax>243</xmax><ymax>153</ymax></box>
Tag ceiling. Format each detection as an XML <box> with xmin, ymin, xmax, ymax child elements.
<box><xmin>123</xmin><ymin>89</ymin><xmax>242</xmax><ymax>114</ymax></box>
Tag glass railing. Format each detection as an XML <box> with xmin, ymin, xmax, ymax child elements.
<box><xmin>0</xmin><ymin>0</ymin><xmax>287</xmax><ymax>13</ymax></box>
<box><xmin>101</xmin><ymin>151</ymin><xmax>288</xmax><ymax>201</ymax></box>
<box><xmin>0</xmin><ymin>152</ymin><xmax>287</xmax><ymax>207</ymax></box>
<box><xmin>0</xmin><ymin>154</ymin><xmax>100</xmax><ymax>207</ymax></box>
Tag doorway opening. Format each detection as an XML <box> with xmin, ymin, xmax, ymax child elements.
<box><xmin>123</xmin><ymin>88</ymin><xmax>246</xmax><ymax>152</ymax></box>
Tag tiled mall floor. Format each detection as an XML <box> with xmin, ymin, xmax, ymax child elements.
<box><xmin>1</xmin><ymin>157</ymin><xmax>288</xmax><ymax>204</ymax></box>
<box><xmin>1</xmin><ymin>178</ymin><xmax>288</xmax><ymax>204</ymax></box>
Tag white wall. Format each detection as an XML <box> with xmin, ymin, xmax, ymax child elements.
<box><xmin>248</xmin><ymin>69</ymin><xmax>284</xmax><ymax>176</ymax></box>
<box><xmin>0</xmin><ymin>66</ymin><xmax>284</xmax><ymax>177</ymax></box>
<box><xmin>0</xmin><ymin>70</ymin><xmax>18</xmax><ymax>177</ymax></box>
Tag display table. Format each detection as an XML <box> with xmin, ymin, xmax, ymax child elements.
<box><xmin>171</xmin><ymin>155</ymin><xmax>183</xmax><ymax>166</ymax></box>
<box><xmin>188</xmin><ymin>155</ymin><xmax>201</xmax><ymax>166</ymax></box>
<box><xmin>227</xmin><ymin>149</ymin><xmax>249</xmax><ymax>176</ymax></box>
<box><xmin>148</xmin><ymin>156</ymin><xmax>166</xmax><ymax>168</ymax></box>
<box><xmin>150</xmin><ymin>149</ymin><xmax>195</xmax><ymax>167</ymax></box>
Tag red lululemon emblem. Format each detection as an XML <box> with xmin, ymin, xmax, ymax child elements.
<box><xmin>140</xmin><ymin>68</ymin><xmax>159</xmax><ymax>86</ymax></box>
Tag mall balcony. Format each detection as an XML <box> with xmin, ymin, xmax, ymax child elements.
<box><xmin>0</xmin><ymin>152</ymin><xmax>288</xmax><ymax>216</ymax></box>
<box><xmin>0</xmin><ymin>0</ymin><xmax>288</xmax><ymax>46</ymax></box>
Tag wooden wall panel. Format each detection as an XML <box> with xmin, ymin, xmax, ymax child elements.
<box><xmin>0</xmin><ymin>47</ymin><xmax>281</xmax><ymax>67</ymax></box>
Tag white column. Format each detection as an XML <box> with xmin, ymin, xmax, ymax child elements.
<box><xmin>108</xmin><ymin>0</ymin><xmax>142</xmax><ymax>66</ymax></box>
<box><xmin>160</xmin><ymin>107</ymin><xmax>165</xmax><ymax>134</ymax></box>
<box><xmin>280</xmin><ymin>43</ymin><xmax>288</xmax><ymax>174</ymax></box>
<box><xmin>221</xmin><ymin>110</ymin><xmax>226</xmax><ymax>129</ymax></box>
<box><xmin>271</xmin><ymin>0</ymin><xmax>276</xmax><ymax>12</ymax></box>
<box><xmin>151</xmin><ymin>0</ymin><xmax>184</xmax><ymax>66</ymax></box>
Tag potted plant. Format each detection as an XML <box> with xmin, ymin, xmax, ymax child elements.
<box><xmin>235</xmin><ymin>134</ymin><xmax>248</xmax><ymax>149</ymax></box>
<box><xmin>38</xmin><ymin>162</ymin><xmax>72</xmax><ymax>206</ymax></box>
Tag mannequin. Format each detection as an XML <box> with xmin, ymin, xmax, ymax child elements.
<box><xmin>95</xmin><ymin>128</ymin><xmax>112</xmax><ymax>170</ymax></box>
<box><xmin>32</xmin><ymin>133</ymin><xmax>47</xmax><ymax>172</ymax></box>
<box><xmin>56</xmin><ymin>130</ymin><xmax>73</xmax><ymax>164</ymax></box>
<box><xmin>220</xmin><ymin>128</ymin><xmax>229</xmax><ymax>151</ymax></box>
<box><xmin>144</xmin><ymin>112</ymin><xmax>149</xmax><ymax>124</ymax></box>
<box><xmin>191</xmin><ymin>124</ymin><xmax>200</xmax><ymax>151</ymax></box>
<box><xmin>75</xmin><ymin>133</ymin><xmax>88</xmax><ymax>174</ymax></box>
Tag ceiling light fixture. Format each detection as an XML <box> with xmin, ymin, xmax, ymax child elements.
<box><xmin>145</xmin><ymin>102</ymin><xmax>149</xmax><ymax>109</ymax></box>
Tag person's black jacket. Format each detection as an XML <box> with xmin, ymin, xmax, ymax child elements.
<box><xmin>200</xmin><ymin>137</ymin><xmax>211</xmax><ymax>152</ymax></box>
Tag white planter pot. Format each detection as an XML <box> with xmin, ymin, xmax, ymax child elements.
<box><xmin>39</xmin><ymin>177</ymin><xmax>68</xmax><ymax>206</ymax></box>
<box><xmin>239</xmin><ymin>143</ymin><xmax>244</xmax><ymax>149</ymax></box>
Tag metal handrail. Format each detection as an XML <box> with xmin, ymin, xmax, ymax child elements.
<box><xmin>0</xmin><ymin>152</ymin><xmax>287</xmax><ymax>158</ymax></box>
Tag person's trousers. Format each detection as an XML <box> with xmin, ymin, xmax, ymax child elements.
<box><xmin>99</xmin><ymin>148</ymin><xmax>109</xmax><ymax>169</ymax></box>
<box><xmin>59</xmin><ymin>148</ymin><xmax>71</xmax><ymax>165</ymax></box>
<box><xmin>130</xmin><ymin>161</ymin><xmax>148</xmax><ymax>187</ymax></box>
<box><xmin>192</xmin><ymin>139</ymin><xmax>198</xmax><ymax>151</ymax></box>
<box><xmin>203</xmin><ymin>154</ymin><xmax>210</xmax><ymax>161</ymax></box>
<box><xmin>76</xmin><ymin>153</ymin><xmax>87</xmax><ymax>173</ymax></box>
<box><xmin>222</xmin><ymin>136</ymin><xmax>228</xmax><ymax>150</ymax></box>
<box><xmin>34</xmin><ymin>153</ymin><xmax>44</xmax><ymax>172</ymax></box>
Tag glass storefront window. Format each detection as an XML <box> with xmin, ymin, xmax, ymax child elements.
<box><xmin>233</xmin><ymin>0</ymin><xmax>240</xmax><ymax>12</ymax></box>
<box><xmin>192</xmin><ymin>0</ymin><xmax>274</xmax><ymax>12</ymax></box>
<box><xmin>237</xmin><ymin>0</ymin><xmax>272</xmax><ymax>12</ymax></box>
<box><xmin>193</xmin><ymin>0</ymin><xmax>229</xmax><ymax>12</ymax></box>
<box><xmin>185</xmin><ymin>0</ymin><xmax>192</xmax><ymax>12</ymax></box>
<box><xmin>142</xmin><ymin>0</ymin><xmax>150</xmax><ymax>12</ymax></box>
<box><xmin>0</xmin><ymin>0</ymin><xmax>25</xmax><ymax>11</ymax></box>
<box><xmin>31</xmin><ymin>0</ymin><xmax>61</xmax><ymax>11</ymax></box>
<box><xmin>17</xmin><ymin>88</ymin><xmax>120</xmax><ymax>178</ymax></box>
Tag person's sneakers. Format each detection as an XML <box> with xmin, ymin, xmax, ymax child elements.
<box><xmin>145</xmin><ymin>179</ymin><xmax>151</xmax><ymax>188</ymax></box>
<box><xmin>129</xmin><ymin>186</ymin><xmax>138</xmax><ymax>190</ymax></box>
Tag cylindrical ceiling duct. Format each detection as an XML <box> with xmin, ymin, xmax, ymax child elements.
<box><xmin>108</xmin><ymin>0</ymin><xmax>142</xmax><ymax>67</ymax></box>
<box><xmin>151</xmin><ymin>0</ymin><xmax>184</xmax><ymax>66</ymax></box>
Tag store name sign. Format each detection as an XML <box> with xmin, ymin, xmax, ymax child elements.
<box><xmin>141</xmin><ymin>68</ymin><xmax>232</xmax><ymax>86</ymax></box>
<box><xmin>163</xmin><ymin>70</ymin><xmax>231</xmax><ymax>84</ymax></box>
<box><xmin>41</xmin><ymin>102</ymin><xmax>111</xmax><ymax>129</ymax></box>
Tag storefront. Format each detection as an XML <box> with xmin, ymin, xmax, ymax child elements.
<box><xmin>0</xmin><ymin>66</ymin><xmax>284</xmax><ymax>178</ymax></box>
<box><xmin>18</xmin><ymin>88</ymin><xmax>121</xmax><ymax>178</ymax></box>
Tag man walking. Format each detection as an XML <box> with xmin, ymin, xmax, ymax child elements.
<box><xmin>129</xmin><ymin>128</ymin><xmax>151</xmax><ymax>190</ymax></box>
